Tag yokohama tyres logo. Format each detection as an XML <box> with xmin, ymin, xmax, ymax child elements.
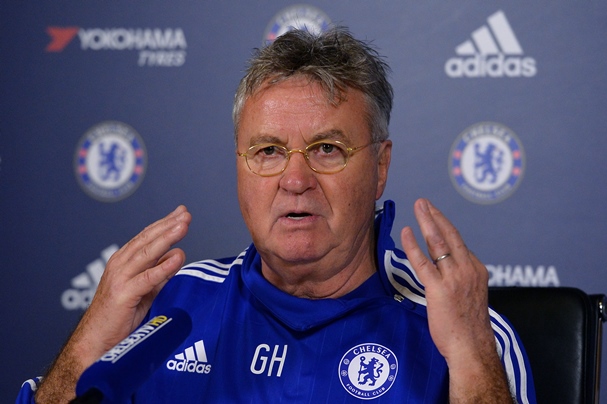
<box><xmin>445</xmin><ymin>10</ymin><xmax>536</xmax><ymax>78</ymax></box>
<box><xmin>45</xmin><ymin>26</ymin><xmax>187</xmax><ymax>67</ymax></box>
<box><xmin>46</xmin><ymin>27</ymin><xmax>80</xmax><ymax>52</ymax></box>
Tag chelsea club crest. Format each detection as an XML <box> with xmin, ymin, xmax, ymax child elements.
<box><xmin>449</xmin><ymin>122</ymin><xmax>525</xmax><ymax>204</ymax></box>
<box><xmin>339</xmin><ymin>343</ymin><xmax>398</xmax><ymax>400</ymax></box>
<box><xmin>74</xmin><ymin>121</ymin><xmax>146</xmax><ymax>202</ymax></box>
<box><xmin>263</xmin><ymin>4</ymin><xmax>331</xmax><ymax>45</ymax></box>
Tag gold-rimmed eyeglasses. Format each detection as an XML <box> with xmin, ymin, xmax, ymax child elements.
<box><xmin>237</xmin><ymin>139</ymin><xmax>374</xmax><ymax>177</ymax></box>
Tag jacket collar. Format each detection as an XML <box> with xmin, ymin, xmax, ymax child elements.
<box><xmin>240</xmin><ymin>200</ymin><xmax>399</xmax><ymax>331</ymax></box>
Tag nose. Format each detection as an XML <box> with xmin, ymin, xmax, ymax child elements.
<box><xmin>279</xmin><ymin>151</ymin><xmax>317</xmax><ymax>194</ymax></box>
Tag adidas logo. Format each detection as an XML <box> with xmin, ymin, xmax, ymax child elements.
<box><xmin>61</xmin><ymin>244</ymin><xmax>119</xmax><ymax>310</ymax></box>
<box><xmin>166</xmin><ymin>340</ymin><xmax>212</xmax><ymax>374</ymax></box>
<box><xmin>445</xmin><ymin>10</ymin><xmax>537</xmax><ymax>78</ymax></box>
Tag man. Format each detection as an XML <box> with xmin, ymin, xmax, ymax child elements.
<box><xmin>23</xmin><ymin>27</ymin><xmax>535</xmax><ymax>403</ymax></box>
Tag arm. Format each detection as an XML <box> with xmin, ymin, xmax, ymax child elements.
<box><xmin>35</xmin><ymin>206</ymin><xmax>192</xmax><ymax>403</ymax></box>
<box><xmin>400</xmin><ymin>199</ymin><xmax>514</xmax><ymax>403</ymax></box>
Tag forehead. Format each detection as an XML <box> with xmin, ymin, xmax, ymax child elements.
<box><xmin>237</xmin><ymin>77</ymin><xmax>370</xmax><ymax>146</ymax></box>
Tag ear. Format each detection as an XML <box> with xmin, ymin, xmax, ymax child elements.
<box><xmin>375</xmin><ymin>140</ymin><xmax>392</xmax><ymax>200</ymax></box>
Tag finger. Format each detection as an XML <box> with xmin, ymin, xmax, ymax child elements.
<box><xmin>123</xmin><ymin>205</ymin><xmax>188</xmax><ymax>253</ymax></box>
<box><xmin>412</xmin><ymin>199</ymin><xmax>451</xmax><ymax>261</ymax></box>
<box><xmin>129</xmin><ymin>206</ymin><xmax>189</xmax><ymax>252</ymax></box>
<box><xmin>400</xmin><ymin>226</ymin><xmax>441</xmax><ymax>284</ymax></box>
<box><xmin>130</xmin><ymin>248</ymin><xmax>186</xmax><ymax>300</ymax></box>
<box><xmin>414</xmin><ymin>199</ymin><xmax>467</xmax><ymax>265</ymax></box>
<box><xmin>467</xmin><ymin>250</ymin><xmax>490</xmax><ymax>284</ymax></box>
<box><xmin>112</xmin><ymin>206</ymin><xmax>191</xmax><ymax>276</ymax></box>
<box><xmin>130</xmin><ymin>211</ymin><xmax>190</xmax><ymax>270</ymax></box>
<box><xmin>424</xmin><ymin>200</ymin><xmax>468</xmax><ymax>260</ymax></box>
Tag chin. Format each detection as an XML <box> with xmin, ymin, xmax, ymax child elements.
<box><xmin>266</xmin><ymin>241</ymin><xmax>329</xmax><ymax>266</ymax></box>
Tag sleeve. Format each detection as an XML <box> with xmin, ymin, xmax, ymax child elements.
<box><xmin>15</xmin><ymin>377</ymin><xmax>42</xmax><ymax>404</ymax></box>
<box><xmin>381</xmin><ymin>243</ymin><xmax>537</xmax><ymax>403</ymax></box>
<box><xmin>489</xmin><ymin>309</ymin><xmax>537</xmax><ymax>404</ymax></box>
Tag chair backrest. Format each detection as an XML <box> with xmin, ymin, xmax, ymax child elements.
<box><xmin>488</xmin><ymin>287</ymin><xmax>606</xmax><ymax>404</ymax></box>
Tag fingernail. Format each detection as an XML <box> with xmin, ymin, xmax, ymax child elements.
<box><xmin>420</xmin><ymin>199</ymin><xmax>429</xmax><ymax>213</ymax></box>
<box><xmin>167</xmin><ymin>254</ymin><xmax>181</xmax><ymax>265</ymax></box>
<box><xmin>168</xmin><ymin>206</ymin><xmax>181</xmax><ymax>217</ymax></box>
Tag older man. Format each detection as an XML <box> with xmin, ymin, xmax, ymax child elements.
<box><xmin>26</xmin><ymin>27</ymin><xmax>535</xmax><ymax>403</ymax></box>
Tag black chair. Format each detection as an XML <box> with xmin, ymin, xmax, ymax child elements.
<box><xmin>488</xmin><ymin>287</ymin><xmax>606</xmax><ymax>404</ymax></box>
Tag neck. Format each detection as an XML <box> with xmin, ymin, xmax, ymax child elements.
<box><xmin>259</xmin><ymin>236</ymin><xmax>377</xmax><ymax>299</ymax></box>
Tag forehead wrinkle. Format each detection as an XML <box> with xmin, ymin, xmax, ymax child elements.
<box><xmin>248</xmin><ymin>134</ymin><xmax>285</xmax><ymax>147</ymax></box>
<box><xmin>308</xmin><ymin>129</ymin><xmax>349</xmax><ymax>144</ymax></box>
<box><xmin>251</xmin><ymin>129</ymin><xmax>350</xmax><ymax>148</ymax></box>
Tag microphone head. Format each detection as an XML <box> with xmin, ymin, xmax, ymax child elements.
<box><xmin>75</xmin><ymin>307</ymin><xmax>192</xmax><ymax>403</ymax></box>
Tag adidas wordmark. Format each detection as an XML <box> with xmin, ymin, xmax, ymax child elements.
<box><xmin>445</xmin><ymin>10</ymin><xmax>537</xmax><ymax>78</ymax></box>
<box><xmin>166</xmin><ymin>340</ymin><xmax>212</xmax><ymax>374</ymax></box>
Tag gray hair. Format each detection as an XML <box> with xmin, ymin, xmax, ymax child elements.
<box><xmin>232</xmin><ymin>27</ymin><xmax>393</xmax><ymax>145</ymax></box>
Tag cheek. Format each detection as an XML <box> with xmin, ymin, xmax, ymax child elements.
<box><xmin>323</xmin><ymin>169</ymin><xmax>378</xmax><ymax>220</ymax></box>
<box><xmin>341</xmin><ymin>162</ymin><xmax>380</xmax><ymax>203</ymax></box>
<box><xmin>237</xmin><ymin>171</ymin><xmax>274</xmax><ymax>230</ymax></box>
<box><xmin>237</xmin><ymin>169</ymin><xmax>256</xmax><ymax>220</ymax></box>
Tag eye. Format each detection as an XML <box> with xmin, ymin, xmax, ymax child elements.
<box><xmin>309</xmin><ymin>142</ymin><xmax>340</xmax><ymax>155</ymax></box>
<box><xmin>319</xmin><ymin>143</ymin><xmax>336</xmax><ymax>154</ymax></box>
<box><xmin>260</xmin><ymin>145</ymin><xmax>278</xmax><ymax>156</ymax></box>
<box><xmin>250</xmin><ymin>144</ymin><xmax>286</xmax><ymax>161</ymax></box>
<box><xmin>308</xmin><ymin>142</ymin><xmax>346</xmax><ymax>158</ymax></box>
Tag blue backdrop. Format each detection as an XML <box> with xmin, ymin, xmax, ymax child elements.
<box><xmin>2</xmin><ymin>1</ymin><xmax>606</xmax><ymax>401</ymax></box>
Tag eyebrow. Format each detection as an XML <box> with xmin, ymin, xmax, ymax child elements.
<box><xmin>249</xmin><ymin>129</ymin><xmax>349</xmax><ymax>147</ymax></box>
<box><xmin>308</xmin><ymin>129</ymin><xmax>348</xmax><ymax>143</ymax></box>
<box><xmin>248</xmin><ymin>135</ymin><xmax>284</xmax><ymax>147</ymax></box>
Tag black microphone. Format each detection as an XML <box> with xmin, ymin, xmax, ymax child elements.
<box><xmin>71</xmin><ymin>307</ymin><xmax>192</xmax><ymax>403</ymax></box>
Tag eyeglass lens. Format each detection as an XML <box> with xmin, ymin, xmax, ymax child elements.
<box><xmin>247</xmin><ymin>141</ymin><xmax>349</xmax><ymax>175</ymax></box>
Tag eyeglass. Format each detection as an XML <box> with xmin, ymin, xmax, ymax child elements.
<box><xmin>237</xmin><ymin>139</ymin><xmax>374</xmax><ymax>177</ymax></box>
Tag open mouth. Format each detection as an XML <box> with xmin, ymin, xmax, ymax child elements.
<box><xmin>286</xmin><ymin>212</ymin><xmax>312</xmax><ymax>220</ymax></box>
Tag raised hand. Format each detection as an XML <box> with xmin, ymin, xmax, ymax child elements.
<box><xmin>36</xmin><ymin>206</ymin><xmax>191</xmax><ymax>403</ymax></box>
<box><xmin>400</xmin><ymin>198</ymin><xmax>513</xmax><ymax>403</ymax></box>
